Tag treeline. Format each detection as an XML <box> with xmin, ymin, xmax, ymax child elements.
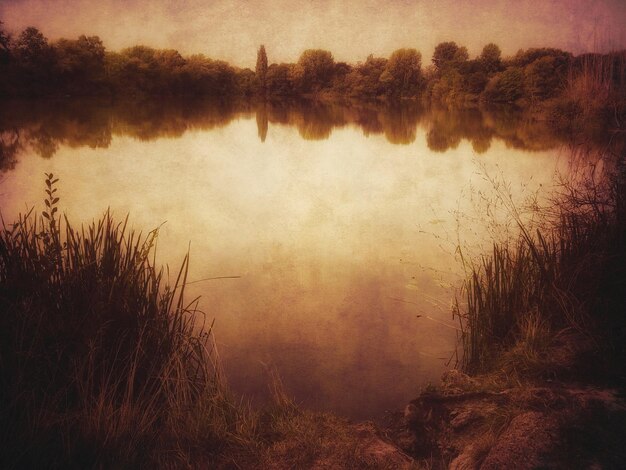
<box><xmin>0</xmin><ymin>24</ymin><xmax>249</xmax><ymax>96</ymax></box>
<box><xmin>0</xmin><ymin>22</ymin><xmax>624</xmax><ymax>112</ymax></box>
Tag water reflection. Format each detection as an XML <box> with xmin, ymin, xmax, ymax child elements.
<box><xmin>0</xmin><ymin>98</ymin><xmax>591</xmax><ymax>419</ymax></box>
<box><xmin>0</xmin><ymin>97</ymin><xmax>582</xmax><ymax>171</ymax></box>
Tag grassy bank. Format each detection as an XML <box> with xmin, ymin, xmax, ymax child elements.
<box><xmin>387</xmin><ymin>148</ymin><xmax>626</xmax><ymax>469</ymax></box>
<box><xmin>455</xmin><ymin>149</ymin><xmax>626</xmax><ymax>383</ymax></box>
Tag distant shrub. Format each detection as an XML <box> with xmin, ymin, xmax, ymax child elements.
<box><xmin>483</xmin><ymin>67</ymin><xmax>525</xmax><ymax>103</ymax></box>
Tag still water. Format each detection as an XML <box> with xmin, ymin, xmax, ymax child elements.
<box><xmin>0</xmin><ymin>99</ymin><xmax>572</xmax><ymax>419</ymax></box>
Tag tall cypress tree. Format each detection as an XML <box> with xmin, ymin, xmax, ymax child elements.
<box><xmin>255</xmin><ymin>45</ymin><xmax>268</xmax><ymax>94</ymax></box>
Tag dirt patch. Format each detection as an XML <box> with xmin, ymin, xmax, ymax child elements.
<box><xmin>386</xmin><ymin>371</ymin><xmax>626</xmax><ymax>469</ymax></box>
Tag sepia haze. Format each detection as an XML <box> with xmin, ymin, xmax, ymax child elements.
<box><xmin>1</xmin><ymin>0</ymin><xmax>625</xmax><ymax>69</ymax></box>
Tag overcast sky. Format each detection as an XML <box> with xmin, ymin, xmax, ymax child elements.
<box><xmin>1</xmin><ymin>0</ymin><xmax>625</xmax><ymax>68</ymax></box>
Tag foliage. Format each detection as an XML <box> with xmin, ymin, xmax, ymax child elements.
<box><xmin>0</xmin><ymin>20</ymin><xmax>10</xmax><ymax>61</ymax></box>
<box><xmin>432</xmin><ymin>41</ymin><xmax>460</xmax><ymax>70</ymax></box>
<box><xmin>256</xmin><ymin>44</ymin><xmax>268</xmax><ymax>93</ymax></box>
<box><xmin>14</xmin><ymin>26</ymin><xmax>51</xmax><ymax>66</ymax></box>
<box><xmin>380</xmin><ymin>48</ymin><xmax>422</xmax><ymax>97</ymax></box>
<box><xmin>510</xmin><ymin>47</ymin><xmax>571</xmax><ymax>68</ymax></box>
<box><xmin>54</xmin><ymin>35</ymin><xmax>106</xmax><ymax>93</ymax></box>
<box><xmin>343</xmin><ymin>55</ymin><xmax>388</xmax><ymax>97</ymax></box>
<box><xmin>0</xmin><ymin>25</ymin><xmax>623</xmax><ymax>114</ymax></box>
<box><xmin>298</xmin><ymin>49</ymin><xmax>335</xmax><ymax>92</ymax></box>
<box><xmin>483</xmin><ymin>67</ymin><xmax>525</xmax><ymax>103</ymax></box>
<box><xmin>524</xmin><ymin>55</ymin><xmax>568</xmax><ymax>101</ymax></box>
<box><xmin>480</xmin><ymin>43</ymin><xmax>502</xmax><ymax>74</ymax></box>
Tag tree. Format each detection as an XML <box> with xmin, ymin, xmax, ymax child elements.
<box><xmin>432</xmin><ymin>41</ymin><xmax>461</xmax><ymax>70</ymax></box>
<box><xmin>235</xmin><ymin>67</ymin><xmax>255</xmax><ymax>96</ymax></box>
<box><xmin>116</xmin><ymin>45</ymin><xmax>159</xmax><ymax>93</ymax></box>
<box><xmin>331</xmin><ymin>61</ymin><xmax>352</xmax><ymax>92</ymax></box>
<box><xmin>512</xmin><ymin>48</ymin><xmax>570</xmax><ymax>68</ymax></box>
<box><xmin>0</xmin><ymin>21</ymin><xmax>10</xmax><ymax>63</ymax></box>
<box><xmin>480</xmin><ymin>43</ymin><xmax>502</xmax><ymax>74</ymax></box>
<box><xmin>15</xmin><ymin>27</ymin><xmax>51</xmax><ymax>67</ymax></box>
<box><xmin>154</xmin><ymin>49</ymin><xmax>185</xmax><ymax>69</ymax></box>
<box><xmin>54</xmin><ymin>35</ymin><xmax>105</xmax><ymax>92</ymax></box>
<box><xmin>266</xmin><ymin>63</ymin><xmax>292</xmax><ymax>95</ymax></box>
<box><xmin>344</xmin><ymin>55</ymin><xmax>387</xmax><ymax>97</ymax></box>
<box><xmin>0</xmin><ymin>21</ymin><xmax>11</xmax><ymax>94</ymax></box>
<box><xmin>154</xmin><ymin>49</ymin><xmax>186</xmax><ymax>91</ymax></box>
<box><xmin>381</xmin><ymin>48</ymin><xmax>422</xmax><ymax>97</ymax></box>
<box><xmin>255</xmin><ymin>44</ymin><xmax>268</xmax><ymax>94</ymax></box>
<box><xmin>524</xmin><ymin>55</ymin><xmax>567</xmax><ymax>100</ymax></box>
<box><xmin>180</xmin><ymin>54</ymin><xmax>237</xmax><ymax>96</ymax></box>
<box><xmin>298</xmin><ymin>49</ymin><xmax>334</xmax><ymax>91</ymax></box>
<box><xmin>287</xmin><ymin>63</ymin><xmax>305</xmax><ymax>92</ymax></box>
<box><xmin>453</xmin><ymin>46</ymin><xmax>469</xmax><ymax>63</ymax></box>
<box><xmin>483</xmin><ymin>67</ymin><xmax>525</xmax><ymax>103</ymax></box>
<box><xmin>13</xmin><ymin>27</ymin><xmax>55</xmax><ymax>94</ymax></box>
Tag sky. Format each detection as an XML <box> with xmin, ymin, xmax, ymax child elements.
<box><xmin>1</xmin><ymin>0</ymin><xmax>625</xmax><ymax>68</ymax></box>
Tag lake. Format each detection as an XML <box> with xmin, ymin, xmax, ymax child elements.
<box><xmin>0</xmin><ymin>98</ymin><xmax>574</xmax><ymax>419</ymax></box>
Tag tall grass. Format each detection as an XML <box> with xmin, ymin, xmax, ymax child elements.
<box><xmin>551</xmin><ymin>51</ymin><xmax>626</xmax><ymax>133</ymax></box>
<box><xmin>0</xmin><ymin>174</ymin><xmax>238</xmax><ymax>468</ymax></box>
<box><xmin>456</xmin><ymin>152</ymin><xmax>626</xmax><ymax>379</ymax></box>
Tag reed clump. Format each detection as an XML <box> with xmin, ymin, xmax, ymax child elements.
<box><xmin>0</xmin><ymin>174</ymin><xmax>241</xmax><ymax>468</ymax></box>
<box><xmin>456</xmin><ymin>153</ymin><xmax>626</xmax><ymax>381</ymax></box>
<box><xmin>549</xmin><ymin>51</ymin><xmax>626</xmax><ymax>135</ymax></box>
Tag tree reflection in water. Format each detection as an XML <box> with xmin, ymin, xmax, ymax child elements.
<box><xmin>0</xmin><ymin>96</ymin><xmax>611</xmax><ymax>170</ymax></box>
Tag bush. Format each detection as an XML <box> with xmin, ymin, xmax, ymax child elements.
<box><xmin>483</xmin><ymin>68</ymin><xmax>525</xmax><ymax>103</ymax></box>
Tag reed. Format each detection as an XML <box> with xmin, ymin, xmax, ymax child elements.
<box><xmin>0</xmin><ymin>174</ymin><xmax>237</xmax><ymax>468</ymax></box>
<box><xmin>550</xmin><ymin>51</ymin><xmax>626</xmax><ymax>133</ymax></box>
<box><xmin>456</xmin><ymin>152</ymin><xmax>626</xmax><ymax>379</ymax></box>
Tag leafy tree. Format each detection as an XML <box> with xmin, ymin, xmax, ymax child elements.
<box><xmin>524</xmin><ymin>55</ymin><xmax>567</xmax><ymax>100</ymax></box>
<box><xmin>154</xmin><ymin>49</ymin><xmax>185</xmax><ymax>69</ymax></box>
<box><xmin>511</xmin><ymin>48</ymin><xmax>570</xmax><ymax>68</ymax></box>
<box><xmin>344</xmin><ymin>55</ymin><xmax>387</xmax><ymax>97</ymax></box>
<box><xmin>265</xmin><ymin>63</ymin><xmax>292</xmax><ymax>95</ymax></box>
<box><xmin>479</xmin><ymin>43</ymin><xmax>502</xmax><ymax>74</ymax></box>
<box><xmin>432</xmin><ymin>41</ymin><xmax>462</xmax><ymax>70</ymax></box>
<box><xmin>235</xmin><ymin>67</ymin><xmax>255</xmax><ymax>96</ymax></box>
<box><xmin>13</xmin><ymin>27</ymin><xmax>55</xmax><ymax>94</ymax></box>
<box><xmin>154</xmin><ymin>49</ymin><xmax>186</xmax><ymax>91</ymax></box>
<box><xmin>0</xmin><ymin>21</ymin><xmax>11</xmax><ymax>94</ymax></box>
<box><xmin>115</xmin><ymin>46</ymin><xmax>160</xmax><ymax>93</ymax></box>
<box><xmin>287</xmin><ymin>63</ymin><xmax>305</xmax><ymax>92</ymax></box>
<box><xmin>0</xmin><ymin>21</ymin><xmax>10</xmax><ymax>62</ymax></box>
<box><xmin>298</xmin><ymin>49</ymin><xmax>334</xmax><ymax>91</ymax></box>
<box><xmin>381</xmin><ymin>48</ymin><xmax>422</xmax><ymax>97</ymax></box>
<box><xmin>464</xmin><ymin>69</ymin><xmax>488</xmax><ymax>95</ymax></box>
<box><xmin>331</xmin><ymin>61</ymin><xmax>352</xmax><ymax>92</ymax></box>
<box><xmin>483</xmin><ymin>67</ymin><xmax>525</xmax><ymax>103</ymax></box>
<box><xmin>453</xmin><ymin>46</ymin><xmax>469</xmax><ymax>63</ymax></box>
<box><xmin>181</xmin><ymin>55</ymin><xmax>237</xmax><ymax>96</ymax></box>
<box><xmin>54</xmin><ymin>35</ymin><xmax>105</xmax><ymax>93</ymax></box>
<box><xmin>14</xmin><ymin>27</ymin><xmax>51</xmax><ymax>68</ymax></box>
<box><xmin>255</xmin><ymin>44</ymin><xmax>268</xmax><ymax>93</ymax></box>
